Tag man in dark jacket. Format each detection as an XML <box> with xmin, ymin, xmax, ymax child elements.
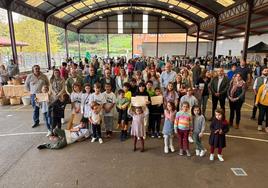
<box><xmin>84</xmin><ymin>66</ymin><xmax>99</xmax><ymax>91</ymax></box>
<box><xmin>209</xmin><ymin>68</ymin><xmax>229</xmax><ymax>120</ymax></box>
<box><xmin>100</xmin><ymin>68</ymin><xmax>116</xmax><ymax>92</ymax></box>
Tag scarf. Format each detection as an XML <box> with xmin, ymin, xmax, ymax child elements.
<box><xmin>261</xmin><ymin>83</ymin><xmax>268</xmax><ymax>101</ymax></box>
<box><xmin>230</xmin><ymin>79</ymin><xmax>245</xmax><ymax>98</ymax></box>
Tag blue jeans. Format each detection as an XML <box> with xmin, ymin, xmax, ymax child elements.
<box><xmin>43</xmin><ymin>112</ymin><xmax>51</xmax><ymax>131</ymax></box>
<box><xmin>31</xmin><ymin>94</ymin><xmax>40</xmax><ymax>124</ymax></box>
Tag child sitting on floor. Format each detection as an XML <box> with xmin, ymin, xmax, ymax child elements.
<box><xmin>37</xmin><ymin>117</ymin><xmax>90</xmax><ymax>150</ymax></box>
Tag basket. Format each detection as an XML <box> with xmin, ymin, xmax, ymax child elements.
<box><xmin>12</xmin><ymin>78</ymin><xmax>22</xmax><ymax>85</ymax></box>
<box><xmin>7</xmin><ymin>80</ymin><xmax>13</xmax><ymax>85</ymax></box>
<box><xmin>0</xmin><ymin>97</ymin><xmax>10</xmax><ymax>105</ymax></box>
<box><xmin>10</xmin><ymin>97</ymin><xmax>21</xmax><ymax>105</ymax></box>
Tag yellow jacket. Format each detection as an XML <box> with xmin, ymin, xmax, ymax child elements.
<box><xmin>256</xmin><ymin>84</ymin><xmax>268</xmax><ymax>106</ymax></box>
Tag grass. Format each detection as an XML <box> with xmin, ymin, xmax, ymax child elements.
<box><xmin>68</xmin><ymin>34</ymin><xmax>132</xmax><ymax>57</ymax></box>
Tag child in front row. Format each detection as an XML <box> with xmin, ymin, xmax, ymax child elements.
<box><xmin>162</xmin><ymin>101</ymin><xmax>176</xmax><ymax>154</ymax></box>
<box><xmin>36</xmin><ymin>85</ymin><xmax>52</xmax><ymax>137</ymax></box>
<box><xmin>191</xmin><ymin>105</ymin><xmax>206</xmax><ymax>157</ymax></box>
<box><xmin>128</xmin><ymin>105</ymin><xmax>148</xmax><ymax>152</ymax></box>
<box><xmin>148</xmin><ymin>87</ymin><xmax>164</xmax><ymax>138</ymax></box>
<box><xmin>89</xmin><ymin>102</ymin><xmax>103</xmax><ymax>144</ymax></box>
<box><xmin>174</xmin><ymin>101</ymin><xmax>192</xmax><ymax>157</ymax></box>
<box><xmin>209</xmin><ymin>108</ymin><xmax>229</xmax><ymax>162</ymax></box>
<box><xmin>49</xmin><ymin>93</ymin><xmax>69</xmax><ymax>133</ymax></box>
<box><xmin>37</xmin><ymin>117</ymin><xmax>90</xmax><ymax>150</ymax></box>
<box><xmin>116</xmin><ymin>89</ymin><xmax>130</xmax><ymax>141</ymax></box>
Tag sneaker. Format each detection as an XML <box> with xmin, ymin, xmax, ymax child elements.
<box><xmin>200</xmin><ymin>149</ymin><xmax>207</xmax><ymax>157</ymax></box>
<box><xmin>186</xmin><ymin>150</ymin><xmax>191</xmax><ymax>157</ymax></box>
<box><xmin>61</xmin><ymin>118</ymin><xmax>65</xmax><ymax>124</ymax></box>
<box><xmin>265</xmin><ymin>127</ymin><xmax>268</xmax><ymax>133</ymax></box>
<box><xmin>258</xmin><ymin>125</ymin><xmax>263</xmax><ymax>131</ymax></box>
<box><xmin>217</xmin><ymin>154</ymin><xmax>224</xmax><ymax>162</ymax></box>
<box><xmin>46</xmin><ymin>131</ymin><xmax>52</xmax><ymax>137</ymax></box>
<box><xmin>151</xmin><ymin>135</ymin><xmax>155</xmax><ymax>138</ymax></box>
<box><xmin>37</xmin><ymin>144</ymin><xmax>47</xmax><ymax>150</ymax></box>
<box><xmin>170</xmin><ymin>145</ymin><xmax>175</xmax><ymax>153</ymax></box>
<box><xmin>188</xmin><ymin>136</ymin><xmax>194</xmax><ymax>143</ymax></box>
<box><xmin>143</xmin><ymin>136</ymin><xmax>146</xmax><ymax>140</ymax></box>
<box><xmin>195</xmin><ymin>149</ymin><xmax>200</xmax><ymax>156</ymax></box>
<box><xmin>157</xmin><ymin>134</ymin><xmax>162</xmax><ymax>139</ymax></box>
<box><xmin>179</xmin><ymin>149</ymin><xmax>183</xmax><ymax>156</ymax></box>
<box><xmin>209</xmin><ymin>154</ymin><xmax>214</xmax><ymax>161</ymax></box>
<box><xmin>32</xmin><ymin>123</ymin><xmax>39</xmax><ymax>128</ymax></box>
<box><xmin>91</xmin><ymin>137</ymin><xmax>97</xmax><ymax>143</ymax></box>
<box><xmin>164</xmin><ymin>146</ymin><xmax>169</xmax><ymax>154</ymax></box>
<box><xmin>98</xmin><ymin>138</ymin><xmax>103</xmax><ymax>144</ymax></box>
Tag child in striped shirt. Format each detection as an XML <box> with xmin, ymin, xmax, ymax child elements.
<box><xmin>174</xmin><ymin>101</ymin><xmax>192</xmax><ymax>157</ymax></box>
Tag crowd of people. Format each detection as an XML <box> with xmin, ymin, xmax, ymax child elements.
<box><xmin>2</xmin><ymin>55</ymin><xmax>268</xmax><ymax>162</ymax></box>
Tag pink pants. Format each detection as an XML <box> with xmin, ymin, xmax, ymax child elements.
<box><xmin>177</xmin><ymin>129</ymin><xmax>189</xmax><ymax>150</ymax></box>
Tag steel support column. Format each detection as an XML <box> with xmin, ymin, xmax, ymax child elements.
<box><xmin>7</xmin><ymin>9</ymin><xmax>18</xmax><ymax>64</ymax></box>
<box><xmin>195</xmin><ymin>25</ymin><xmax>200</xmax><ymax>58</ymax></box>
<box><xmin>44</xmin><ymin>22</ymin><xmax>51</xmax><ymax>69</ymax></box>
<box><xmin>242</xmin><ymin>0</ymin><xmax>253</xmax><ymax>61</ymax></box>
<box><xmin>212</xmin><ymin>17</ymin><xmax>219</xmax><ymax>70</ymax></box>
<box><xmin>156</xmin><ymin>17</ymin><xmax>160</xmax><ymax>58</ymax></box>
<box><xmin>78</xmin><ymin>32</ymin><xmax>81</xmax><ymax>60</ymax></box>
<box><xmin>185</xmin><ymin>32</ymin><xmax>188</xmax><ymax>56</ymax></box>
<box><xmin>106</xmin><ymin>17</ymin><xmax>109</xmax><ymax>58</ymax></box>
<box><xmin>64</xmin><ymin>27</ymin><xmax>69</xmax><ymax>59</ymax></box>
<box><xmin>132</xmin><ymin>33</ymin><xmax>134</xmax><ymax>58</ymax></box>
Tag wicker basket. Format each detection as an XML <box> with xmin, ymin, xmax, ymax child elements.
<box><xmin>0</xmin><ymin>97</ymin><xmax>10</xmax><ymax>105</ymax></box>
<box><xmin>12</xmin><ymin>78</ymin><xmax>22</xmax><ymax>85</ymax></box>
<box><xmin>10</xmin><ymin>97</ymin><xmax>21</xmax><ymax>105</ymax></box>
<box><xmin>7</xmin><ymin>80</ymin><xmax>13</xmax><ymax>85</ymax></box>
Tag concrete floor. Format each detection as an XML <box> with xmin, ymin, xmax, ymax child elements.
<box><xmin>0</xmin><ymin>90</ymin><xmax>268</xmax><ymax>188</ymax></box>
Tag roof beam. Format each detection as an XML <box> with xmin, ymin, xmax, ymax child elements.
<box><xmin>77</xmin><ymin>12</ymin><xmax>188</xmax><ymax>32</ymax></box>
<box><xmin>66</xmin><ymin>3</ymin><xmax>199</xmax><ymax>26</ymax></box>
<box><xmin>221</xmin><ymin>24</ymin><xmax>261</xmax><ymax>35</ymax></box>
<box><xmin>181</xmin><ymin>0</ymin><xmax>217</xmax><ymax>17</ymax></box>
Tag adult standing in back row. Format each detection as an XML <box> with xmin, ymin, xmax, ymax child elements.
<box><xmin>160</xmin><ymin>62</ymin><xmax>177</xmax><ymax>91</ymax></box>
<box><xmin>25</xmin><ymin>65</ymin><xmax>49</xmax><ymax>128</ymax></box>
<box><xmin>209</xmin><ymin>68</ymin><xmax>229</xmax><ymax>120</ymax></box>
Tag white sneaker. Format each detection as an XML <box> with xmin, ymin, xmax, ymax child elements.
<box><xmin>200</xmin><ymin>149</ymin><xmax>207</xmax><ymax>157</ymax></box>
<box><xmin>46</xmin><ymin>130</ymin><xmax>52</xmax><ymax>137</ymax></box>
<box><xmin>91</xmin><ymin>137</ymin><xmax>97</xmax><ymax>143</ymax></box>
<box><xmin>209</xmin><ymin>154</ymin><xmax>214</xmax><ymax>161</ymax></box>
<box><xmin>170</xmin><ymin>145</ymin><xmax>175</xmax><ymax>153</ymax></box>
<box><xmin>143</xmin><ymin>136</ymin><xmax>146</xmax><ymax>140</ymax></box>
<box><xmin>61</xmin><ymin>118</ymin><xmax>65</xmax><ymax>124</ymax></box>
<box><xmin>195</xmin><ymin>149</ymin><xmax>200</xmax><ymax>156</ymax></box>
<box><xmin>217</xmin><ymin>154</ymin><xmax>224</xmax><ymax>162</ymax></box>
<box><xmin>188</xmin><ymin>136</ymin><xmax>194</xmax><ymax>143</ymax></box>
<box><xmin>164</xmin><ymin>146</ymin><xmax>169</xmax><ymax>154</ymax></box>
<box><xmin>98</xmin><ymin>138</ymin><xmax>103</xmax><ymax>144</ymax></box>
<box><xmin>258</xmin><ymin>125</ymin><xmax>262</xmax><ymax>131</ymax></box>
<box><xmin>179</xmin><ymin>149</ymin><xmax>183</xmax><ymax>156</ymax></box>
<box><xmin>186</xmin><ymin>150</ymin><xmax>191</xmax><ymax>157</ymax></box>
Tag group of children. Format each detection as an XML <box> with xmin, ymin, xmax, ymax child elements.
<box><xmin>37</xmin><ymin>80</ymin><xmax>229</xmax><ymax>162</ymax></box>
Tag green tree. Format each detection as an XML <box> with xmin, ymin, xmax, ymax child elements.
<box><xmin>14</xmin><ymin>17</ymin><xmax>60</xmax><ymax>53</ymax></box>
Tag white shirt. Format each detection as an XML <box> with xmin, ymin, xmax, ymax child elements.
<box><xmin>217</xmin><ymin>76</ymin><xmax>224</xmax><ymax>93</ymax></box>
<box><xmin>90</xmin><ymin>92</ymin><xmax>106</xmax><ymax>105</ymax></box>
<box><xmin>65</xmin><ymin>126</ymin><xmax>90</xmax><ymax>144</ymax></box>
<box><xmin>90</xmin><ymin>111</ymin><xmax>102</xmax><ymax>124</ymax></box>
<box><xmin>102</xmin><ymin>91</ymin><xmax>116</xmax><ymax>116</ymax></box>
<box><xmin>71</xmin><ymin>92</ymin><xmax>82</xmax><ymax>113</ymax></box>
<box><xmin>81</xmin><ymin>93</ymin><xmax>92</xmax><ymax>118</ymax></box>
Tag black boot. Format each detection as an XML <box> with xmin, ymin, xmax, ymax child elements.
<box><xmin>120</xmin><ymin>130</ymin><xmax>124</xmax><ymax>141</ymax></box>
<box><xmin>37</xmin><ymin>144</ymin><xmax>47</xmax><ymax>150</ymax></box>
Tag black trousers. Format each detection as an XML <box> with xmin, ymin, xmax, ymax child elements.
<box><xmin>52</xmin><ymin>117</ymin><xmax>62</xmax><ymax>130</ymax></box>
<box><xmin>229</xmin><ymin>100</ymin><xmax>243</xmax><ymax>124</ymax></box>
<box><xmin>149</xmin><ymin>113</ymin><xmax>162</xmax><ymax>134</ymax></box>
<box><xmin>212</xmin><ymin>95</ymin><xmax>226</xmax><ymax>117</ymax></box>
<box><xmin>92</xmin><ymin>124</ymin><xmax>102</xmax><ymax>138</ymax></box>
<box><xmin>258</xmin><ymin>104</ymin><xmax>268</xmax><ymax>127</ymax></box>
<box><xmin>252</xmin><ymin>95</ymin><xmax>258</xmax><ymax>118</ymax></box>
